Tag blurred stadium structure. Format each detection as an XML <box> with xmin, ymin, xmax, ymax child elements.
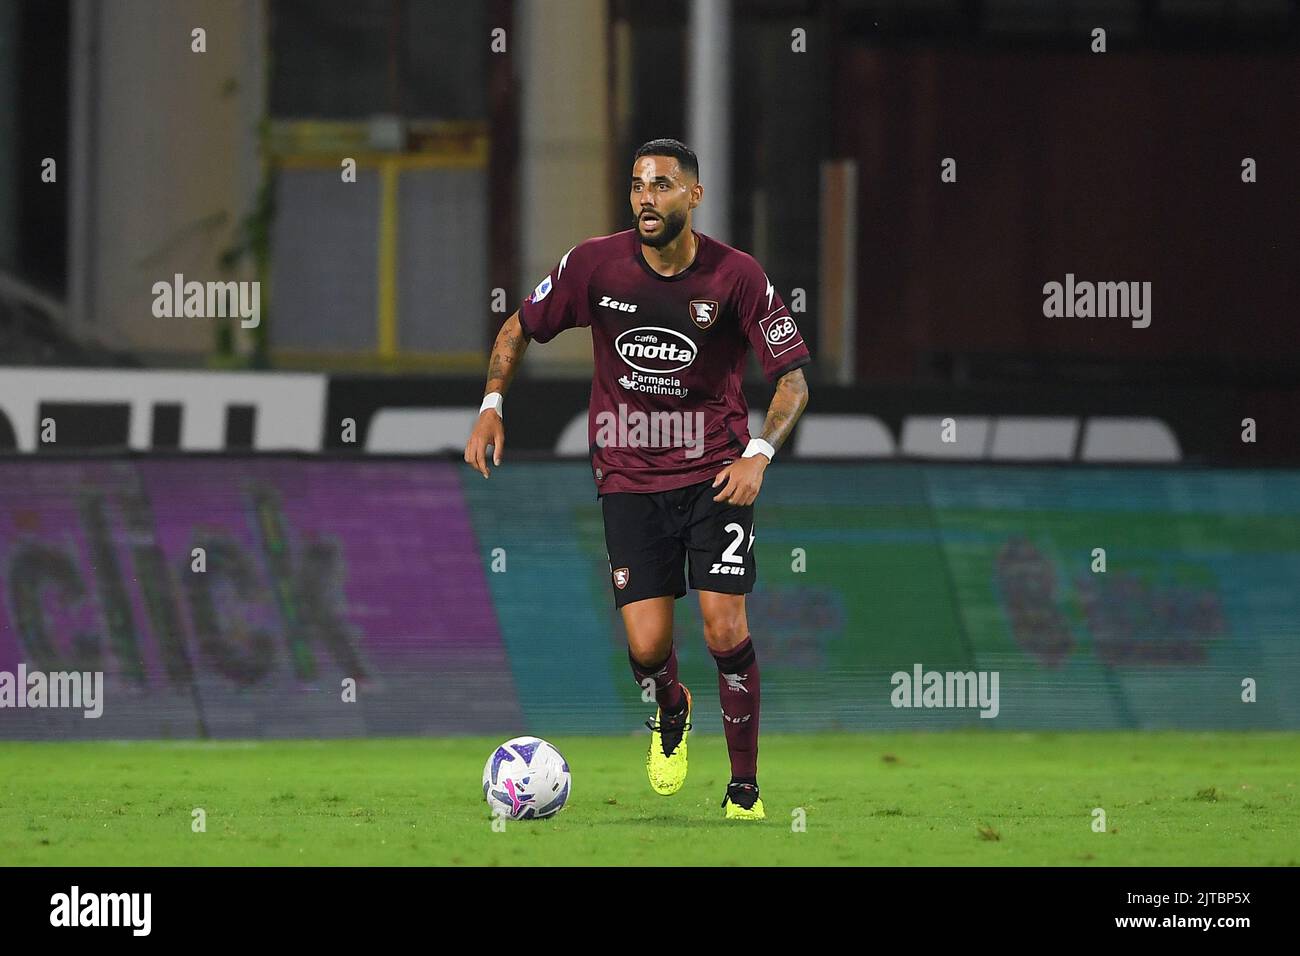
<box><xmin>0</xmin><ymin>0</ymin><xmax>1297</xmax><ymax>739</ymax></box>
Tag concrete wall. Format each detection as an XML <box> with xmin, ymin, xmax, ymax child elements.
<box><xmin>0</xmin><ymin>0</ymin><xmax>19</xmax><ymax>273</ymax></box>
<box><xmin>516</xmin><ymin>0</ymin><xmax>610</xmax><ymax>375</ymax></box>
<box><xmin>71</xmin><ymin>0</ymin><xmax>262</xmax><ymax>356</ymax></box>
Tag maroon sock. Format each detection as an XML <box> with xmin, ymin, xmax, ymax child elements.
<box><xmin>711</xmin><ymin>636</ymin><xmax>760</xmax><ymax>780</ymax></box>
<box><xmin>628</xmin><ymin>645</ymin><xmax>685</xmax><ymax>715</ymax></box>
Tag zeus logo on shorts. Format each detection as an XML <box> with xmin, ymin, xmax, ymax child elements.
<box><xmin>709</xmin><ymin>563</ymin><xmax>746</xmax><ymax>576</ymax></box>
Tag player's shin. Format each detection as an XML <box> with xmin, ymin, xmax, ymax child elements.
<box><xmin>711</xmin><ymin>636</ymin><xmax>761</xmax><ymax>781</ymax></box>
<box><xmin>629</xmin><ymin>645</ymin><xmax>685</xmax><ymax>715</ymax></box>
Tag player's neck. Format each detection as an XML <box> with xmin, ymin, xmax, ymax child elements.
<box><xmin>640</xmin><ymin>229</ymin><xmax>698</xmax><ymax>277</ymax></box>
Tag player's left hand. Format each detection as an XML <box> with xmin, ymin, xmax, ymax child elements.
<box><xmin>712</xmin><ymin>455</ymin><xmax>767</xmax><ymax>506</ymax></box>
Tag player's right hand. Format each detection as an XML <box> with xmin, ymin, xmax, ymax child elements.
<box><xmin>464</xmin><ymin>409</ymin><xmax>505</xmax><ymax>478</ymax></box>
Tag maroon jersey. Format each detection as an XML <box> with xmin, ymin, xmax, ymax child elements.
<box><xmin>519</xmin><ymin>229</ymin><xmax>811</xmax><ymax>495</ymax></box>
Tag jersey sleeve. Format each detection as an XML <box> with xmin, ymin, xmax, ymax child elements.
<box><xmin>517</xmin><ymin>243</ymin><xmax>592</xmax><ymax>344</ymax></box>
<box><xmin>738</xmin><ymin>258</ymin><xmax>812</xmax><ymax>382</ymax></box>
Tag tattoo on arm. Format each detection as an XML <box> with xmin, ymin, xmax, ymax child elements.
<box><xmin>485</xmin><ymin>314</ymin><xmax>530</xmax><ymax>396</ymax></box>
<box><xmin>759</xmin><ymin>368</ymin><xmax>810</xmax><ymax>453</ymax></box>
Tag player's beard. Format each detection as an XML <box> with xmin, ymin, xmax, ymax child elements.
<box><xmin>637</xmin><ymin>207</ymin><xmax>688</xmax><ymax>249</ymax></box>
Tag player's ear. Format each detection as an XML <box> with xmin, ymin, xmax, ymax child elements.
<box><xmin>690</xmin><ymin>181</ymin><xmax>703</xmax><ymax>208</ymax></box>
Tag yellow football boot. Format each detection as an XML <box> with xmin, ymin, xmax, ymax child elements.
<box><xmin>645</xmin><ymin>685</ymin><xmax>692</xmax><ymax>795</ymax></box>
<box><xmin>722</xmin><ymin>782</ymin><xmax>766</xmax><ymax>820</ymax></box>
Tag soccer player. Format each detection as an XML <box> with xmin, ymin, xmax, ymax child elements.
<box><xmin>464</xmin><ymin>138</ymin><xmax>810</xmax><ymax>820</ymax></box>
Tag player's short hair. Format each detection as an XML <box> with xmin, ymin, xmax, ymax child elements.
<box><xmin>632</xmin><ymin>138</ymin><xmax>699</xmax><ymax>181</ymax></box>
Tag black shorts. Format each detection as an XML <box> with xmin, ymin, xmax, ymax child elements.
<box><xmin>601</xmin><ymin>478</ymin><xmax>756</xmax><ymax>608</ymax></box>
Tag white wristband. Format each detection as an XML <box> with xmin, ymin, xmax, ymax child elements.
<box><xmin>479</xmin><ymin>392</ymin><xmax>504</xmax><ymax>419</ymax></box>
<box><xmin>742</xmin><ymin>438</ymin><xmax>775</xmax><ymax>461</ymax></box>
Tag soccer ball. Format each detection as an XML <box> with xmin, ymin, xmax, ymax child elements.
<box><xmin>482</xmin><ymin>736</ymin><xmax>571</xmax><ymax>820</ymax></box>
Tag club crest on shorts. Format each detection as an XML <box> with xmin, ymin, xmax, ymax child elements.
<box><xmin>613</xmin><ymin>567</ymin><xmax>630</xmax><ymax>590</ymax></box>
<box><xmin>688</xmin><ymin>299</ymin><xmax>719</xmax><ymax>330</ymax></box>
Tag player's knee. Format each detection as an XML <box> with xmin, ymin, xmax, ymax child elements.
<box><xmin>701</xmin><ymin>615</ymin><xmax>746</xmax><ymax>652</ymax></box>
<box><xmin>628</xmin><ymin>635</ymin><xmax>672</xmax><ymax>668</ymax></box>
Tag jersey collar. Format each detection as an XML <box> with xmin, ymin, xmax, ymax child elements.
<box><xmin>636</xmin><ymin>230</ymin><xmax>704</xmax><ymax>282</ymax></box>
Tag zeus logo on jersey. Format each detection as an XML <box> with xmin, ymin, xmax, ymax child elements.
<box><xmin>598</xmin><ymin>295</ymin><xmax>638</xmax><ymax>313</ymax></box>
<box><xmin>615</xmin><ymin>327</ymin><xmax>697</xmax><ymax>373</ymax></box>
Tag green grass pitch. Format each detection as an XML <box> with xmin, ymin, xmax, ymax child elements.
<box><xmin>2</xmin><ymin>732</ymin><xmax>1297</xmax><ymax>866</ymax></box>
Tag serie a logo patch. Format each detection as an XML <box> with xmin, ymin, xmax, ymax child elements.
<box><xmin>527</xmin><ymin>274</ymin><xmax>553</xmax><ymax>304</ymax></box>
